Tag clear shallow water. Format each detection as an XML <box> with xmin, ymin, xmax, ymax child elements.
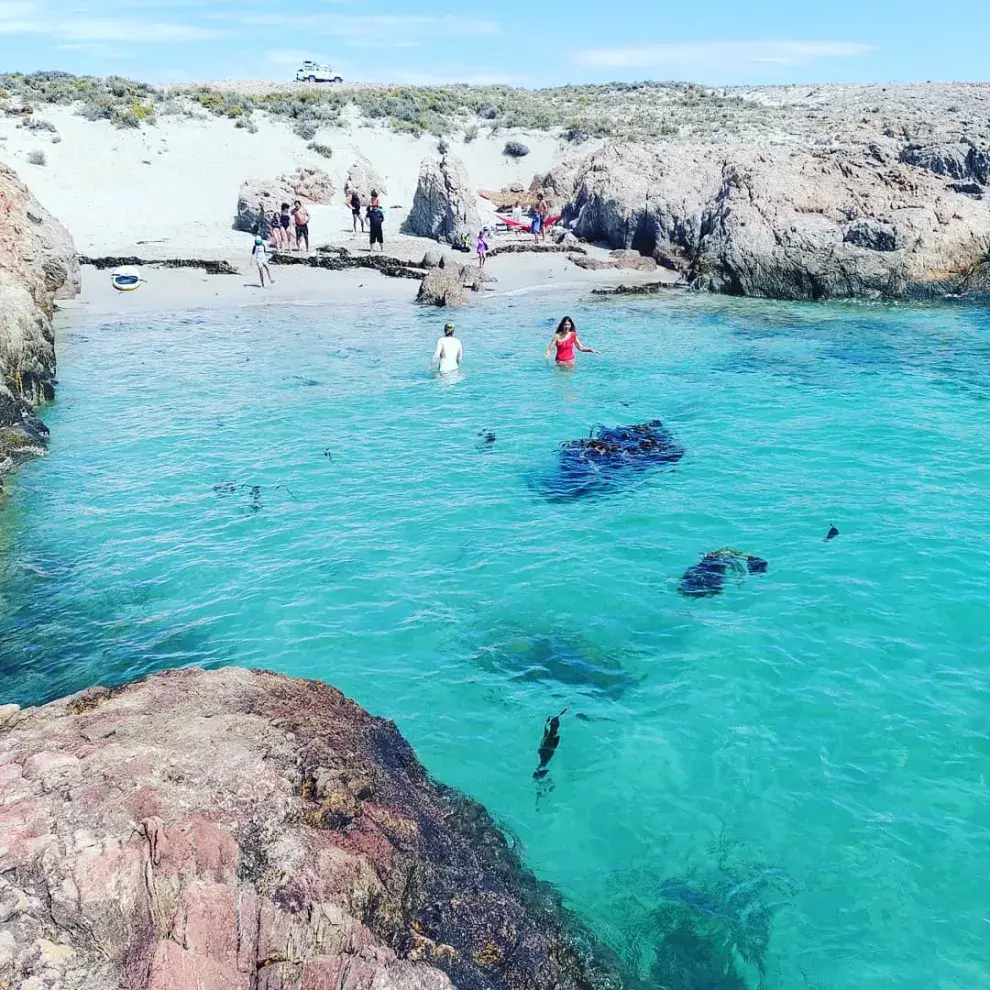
<box><xmin>2</xmin><ymin>293</ymin><xmax>989</xmax><ymax>989</ymax></box>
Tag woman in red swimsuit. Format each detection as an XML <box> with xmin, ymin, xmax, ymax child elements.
<box><xmin>545</xmin><ymin>316</ymin><xmax>598</xmax><ymax>364</ymax></box>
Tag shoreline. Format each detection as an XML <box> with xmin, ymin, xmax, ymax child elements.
<box><xmin>57</xmin><ymin>252</ymin><xmax>681</xmax><ymax>318</ymax></box>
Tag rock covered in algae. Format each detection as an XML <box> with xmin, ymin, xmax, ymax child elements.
<box><xmin>678</xmin><ymin>549</ymin><xmax>768</xmax><ymax>598</ymax></box>
<box><xmin>0</xmin><ymin>666</ymin><xmax>619</xmax><ymax>990</ymax></box>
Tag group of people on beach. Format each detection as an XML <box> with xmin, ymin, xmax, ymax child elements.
<box><xmin>348</xmin><ymin>189</ymin><xmax>386</xmax><ymax>251</ymax></box>
<box><xmin>429</xmin><ymin>316</ymin><xmax>597</xmax><ymax>374</ymax></box>
<box><xmin>264</xmin><ymin>201</ymin><xmax>311</xmax><ymax>255</ymax></box>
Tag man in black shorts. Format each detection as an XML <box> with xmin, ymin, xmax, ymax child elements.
<box><xmin>291</xmin><ymin>200</ymin><xmax>310</xmax><ymax>253</ymax></box>
<box><xmin>367</xmin><ymin>203</ymin><xmax>384</xmax><ymax>251</ymax></box>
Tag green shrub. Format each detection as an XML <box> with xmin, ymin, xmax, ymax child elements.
<box><xmin>293</xmin><ymin>120</ymin><xmax>317</xmax><ymax>140</ymax></box>
<box><xmin>463</xmin><ymin>123</ymin><xmax>478</xmax><ymax>143</ymax></box>
<box><xmin>307</xmin><ymin>141</ymin><xmax>332</xmax><ymax>158</ymax></box>
<box><xmin>502</xmin><ymin>140</ymin><xmax>529</xmax><ymax>158</ymax></box>
<box><xmin>226</xmin><ymin>104</ymin><xmax>244</xmax><ymax>118</ymax></box>
<box><xmin>112</xmin><ymin>108</ymin><xmax>141</xmax><ymax>129</ymax></box>
<box><xmin>27</xmin><ymin>149</ymin><xmax>46</xmax><ymax>166</ymax></box>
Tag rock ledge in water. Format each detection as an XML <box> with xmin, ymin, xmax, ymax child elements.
<box><xmin>0</xmin><ymin>666</ymin><xmax>617</xmax><ymax>990</ymax></box>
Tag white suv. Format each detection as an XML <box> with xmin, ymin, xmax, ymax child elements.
<box><xmin>295</xmin><ymin>62</ymin><xmax>343</xmax><ymax>84</ymax></box>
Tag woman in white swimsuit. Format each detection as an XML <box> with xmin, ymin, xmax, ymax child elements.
<box><xmin>430</xmin><ymin>322</ymin><xmax>463</xmax><ymax>374</ymax></box>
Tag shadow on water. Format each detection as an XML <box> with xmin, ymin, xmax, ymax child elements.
<box><xmin>721</xmin><ymin>307</ymin><xmax>990</xmax><ymax>399</ymax></box>
<box><xmin>0</xmin><ymin>548</ymin><xmax>230</xmax><ymax>707</ymax></box>
<box><xmin>610</xmin><ymin>853</ymin><xmax>798</xmax><ymax>990</ymax></box>
<box><xmin>471</xmin><ymin>632</ymin><xmax>643</xmax><ymax>701</ymax></box>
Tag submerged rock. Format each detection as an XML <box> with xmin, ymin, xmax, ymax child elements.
<box><xmin>545</xmin><ymin>420</ymin><xmax>684</xmax><ymax>501</ymax></box>
<box><xmin>0</xmin><ymin>666</ymin><xmax>619</xmax><ymax>990</ymax></box>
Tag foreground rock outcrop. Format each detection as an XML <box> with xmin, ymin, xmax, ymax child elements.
<box><xmin>416</xmin><ymin>261</ymin><xmax>493</xmax><ymax>306</ymax></box>
<box><xmin>403</xmin><ymin>152</ymin><xmax>480</xmax><ymax>245</ymax></box>
<box><xmin>0</xmin><ymin>666</ymin><xmax>617</xmax><ymax>990</ymax></box>
<box><xmin>0</xmin><ymin>164</ymin><xmax>79</xmax><ymax>487</ymax></box>
<box><xmin>550</xmin><ymin>141</ymin><xmax>990</xmax><ymax>300</ymax></box>
<box><xmin>235</xmin><ymin>167</ymin><xmax>335</xmax><ymax>233</ymax></box>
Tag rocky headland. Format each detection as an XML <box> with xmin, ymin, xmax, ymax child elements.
<box><xmin>0</xmin><ymin>666</ymin><xmax>618</xmax><ymax>990</ymax></box>
<box><xmin>0</xmin><ymin>164</ymin><xmax>78</xmax><ymax>490</ymax></box>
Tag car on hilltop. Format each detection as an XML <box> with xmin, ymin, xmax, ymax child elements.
<box><xmin>295</xmin><ymin>62</ymin><xmax>343</xmax><ymax>84</ymax></box>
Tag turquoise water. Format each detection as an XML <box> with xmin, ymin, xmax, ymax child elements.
<box><xmin>2</xmin><ymin>292</ymin><xmax>989</xmax><ymax>988</ymax></box>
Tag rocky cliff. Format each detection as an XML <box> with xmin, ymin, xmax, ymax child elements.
<box><xmin>0</xmin><ymin>666</ymin><xmax>618</xmax><ymax>990</ymax></box>
<box><xmin>549</xmin><ymin>140</ymin><xmax>990</xmax><ymax>300</ymax></box>
<box><xmin>0</xmin><ymin>164</ymin><xmax>79</xmax><ymax>487</ymax></box>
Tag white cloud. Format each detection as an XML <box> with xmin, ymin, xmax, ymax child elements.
<box><xmin>247</xmin><ymin>13</ymin><xmax>502</xmax><ymax>45</ymax></box>
<box><xmin>57</xmin><ymin>19</ymin><xmax>228</xmax><ymax>42</ymax></box>
<box><xmin>0</xmin><ymin>1</ymin><xmax>228</xmax><ymax>41</ymax></box>
<box><xmin>575</xmin><ymin>40</ymin><xmax>876</xmax><ymax>71</ymax></box>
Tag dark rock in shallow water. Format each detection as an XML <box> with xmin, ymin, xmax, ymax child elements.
<box><xmin>678</xmin><ymin>549</ymin><xmax>768</xmax><ymax>598</ymax></box>
<box><xmin>545</xmin><ymin>420</ymin><xmax>684</xmax><ymax>501</ymax></box>
<box><xmin>0</xmin><ymin>667</ymin><xmax>620</xmax><ymax>990</ymax></box>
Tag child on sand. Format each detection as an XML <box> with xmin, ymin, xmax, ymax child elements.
<box><xmin>252</xmin><ymin>236</ymin><xmax>274</xmax><ymax>288</ymax></box>
<box><xmin>476</xmin><ymin>230</ymin><xmax>489</xmax><ymax>267</ymax></box>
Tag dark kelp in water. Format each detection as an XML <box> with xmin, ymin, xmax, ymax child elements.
<box><xmin>544</xmin><ymin>420</ymin><xmax>684</xmax><ymax>501</ymax></box>
<box><xmin>678</xmin><ymin>549</ymin><xmax>768</xmax><ymax>598</ymax></box>
<box><xmin>213</xmin><ymin>482</ymin><xmax>298</xmax><ymax>513</ymax></box>
<box><xmin>825</xmin><ymin>524</ymin><xmax>839</xmax><ymax>541</ymax></box>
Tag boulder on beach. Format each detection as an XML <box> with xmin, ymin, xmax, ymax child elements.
<box><xmin>0</xmin><ymin>164</ymin><xmax>78</xmax><ymax>485</ymax></box>
<box><xmin>235</xmin><ymin>167</ymin><xmax>335</xmax><ymax>233</ymax></box>
<box><xmin>344</xmin><ymin>155</ymin><xmax>387</xmax><ymax>200</ymax></box>
<box><xmin>403</xmin><ymin>151</ymin><xmax>480</xmax><ymax>245</ymax></box>
<box><xmin>417</xmin><ymin>266</ymin><xmax>468</xmax><ymax>306</ymax></box>
<box><xmin>0</xmin><ymin>666</ymin><xmax>617</xmax><ymax>990</ymax></box>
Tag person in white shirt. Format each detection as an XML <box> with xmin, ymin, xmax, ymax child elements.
<box><xmin>430</xmin><ymin>322</ymin><xmax>463</xmax><ymax>374</ymax></box>
<box><xmin>251</xmin><ymin>236</ymin><xmax>274</xmax><ymax>288</ymax></box>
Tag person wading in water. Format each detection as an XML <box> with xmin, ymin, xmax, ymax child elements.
<box><xmin>545</xmin><ymin>316</ymin><xmax>598</xmax><ymax>364</ymax></box>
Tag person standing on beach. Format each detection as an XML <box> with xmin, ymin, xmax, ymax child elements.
<box><xmin>291</xmin><ymin>200</ymin><xmax>311</xmax><ymax>253</ymax></box>
<box><xmin>269</xmin><ymin>212</ymin><xmax>285</xmax><ymax>253</ymax></box>
<box><xmin>367</xmin><ymin>202</ymin><xmax>385</xmax><ymax>251</ymax></box>
<box><xmin>532</xmin><ymin>193</ymin><xmax>549</xmax><ymax>245</ymax></box>
<box><xmin>252</xmin><ymin>236</ymin><xmax>274</xmax><ymax>288</ymax></box>
<box><xmin>545</xmin><ymin>316</ymin><xmax>597</xmax><ymax>364</ymax></box>
<box><xmin>280</xmin><ymin>202</ymin><xmax>292</xmax><ymax>240</ymax></box>
<box><xmin>350</xmin><ymin>190</ymin><xmax>364</xmax><ymax>233</ymax></box>
<box><xmin>430</xmin><ymin>322</ymin><xmax>463</xmax><ymax>374</ymax></box>
<box><xmin>476</xmin><ymin>229</ymin><xmax>489</xmax><ymax>267</ymax></box>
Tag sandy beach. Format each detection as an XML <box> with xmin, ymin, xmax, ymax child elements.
<box><xmin>2</xmin><ymin>103</ymin><xmax>680</xmax><ymax>315</ymax></box>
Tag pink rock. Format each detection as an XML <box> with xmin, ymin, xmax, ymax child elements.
<box><xmin>147</xmin><ymin>938</ymin><xmax>247</xmax><ymax>990</ymax></box>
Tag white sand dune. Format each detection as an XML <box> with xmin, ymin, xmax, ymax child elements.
<box><xmin>0</xmin><ymin>105</ymin><xmax>586</xmax><ymax>260</ymax></box>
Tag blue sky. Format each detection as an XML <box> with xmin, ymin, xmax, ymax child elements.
<box><xmin>0</xmin><ymin>0</ymin><xmax>987</xmax><ymax>86</ymax></box>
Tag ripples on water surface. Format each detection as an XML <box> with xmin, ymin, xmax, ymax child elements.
<box><xmin>2</xmin><ymin>293</ymin><xmax>989</xmax><ymax>989</ymax></box>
